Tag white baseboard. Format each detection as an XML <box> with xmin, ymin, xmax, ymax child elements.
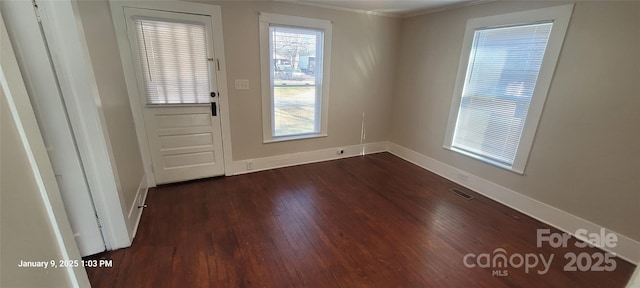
<box><xmin>127</xmin><ymin>174</ymin><xmax>148</xmax><ymax>239</ymax></box>
<box><xmin>387</xmin><ymin>142</ymin><xmax>640</xmax><ymax>264</ymax></box>
<box><xmin>231</xmin><ymin>141</ymin><xmax>388</xmax><ymax>175</ymax></box>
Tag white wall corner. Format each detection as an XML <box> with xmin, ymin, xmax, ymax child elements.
<box><xmin>386</xmin><ymin>142</ymin><xmax>640</xmax><ymax>265</ymax></box>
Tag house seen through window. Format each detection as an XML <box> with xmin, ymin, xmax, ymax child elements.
<box><xmin>270</xmin><ymin>26</ymin><xmax>322</xmax><ymax>136</ymax></box>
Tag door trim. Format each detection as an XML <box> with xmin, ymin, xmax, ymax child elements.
<box><xmin>34</xmin><ymin>0</ymin><xmax>132</xmax><ymax>250</ymax></box>
<box><xmin>1</xmin><ymin>9</ymin><xmax>91</xmax><ymax>286</ymax></box>
<box><xmin>2</xmin><ymin>0</ymin><xmax>107</xmax><ymax>256</ymax></box>
<box><xmin>110</xmin><ymin>1</ymin><xmax>233</xmax><ymax>187</ymax></box>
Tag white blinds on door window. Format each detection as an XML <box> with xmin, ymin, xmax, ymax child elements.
<box><xmin>134</xmin><ymin>18</ymin><xmax>211</xmax><ymax>104</ymax></box>
<box><xmin>452</xmin><ymin>23</ymin><xmax>553</xmax><ymax>165</ymax></box>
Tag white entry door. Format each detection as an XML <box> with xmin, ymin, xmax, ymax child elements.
<box><xmin>124</xmin><ymin>8</ymin><xmax>225</xmax><ymax>184</ymax></box>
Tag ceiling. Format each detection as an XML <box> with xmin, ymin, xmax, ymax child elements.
<box><xmin>294</xmin><ymin>0</ymin><xmax>477</xmax><ymax>16</ymax></box>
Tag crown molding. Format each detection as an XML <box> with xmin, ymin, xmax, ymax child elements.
<box><xmin>274</xmin><ymin>0</ymin><xmax>401</xmax><ymax>18</ymax></box>
<box><xmin>403</xmin><ymin>0</ymin><xmax>495</xmax><ymax>18</ymax></box>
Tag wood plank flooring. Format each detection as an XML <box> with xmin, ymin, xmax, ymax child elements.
<box><xmin>85</xmin><ymin>153</ymin><xmax>635</xmax><ymax>287</ymax></box>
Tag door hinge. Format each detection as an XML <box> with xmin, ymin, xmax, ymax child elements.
<box><xmin>208</xmin><ymin>58</ymin><xmax>221</xmax><ymax>71</ymax></box>
<box><xmin>32</xmin><ymin>1</ymin><xmax>42</xmax><ymax>23</ymax></box>
<box><xmin>95</xmin><ymin>216</ymin><xmax>103</xmax><ymax>230</ymax></box>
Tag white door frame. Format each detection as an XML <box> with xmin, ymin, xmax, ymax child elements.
<box><xmin>1</xmin><ymin>0</ymin><xmax>106</xmax><ymax>257</ymax></box>
<box><xmin>35</xmin><ymin>0</ymin><xmax>132</xmax><ymax>250</ymax></box>
<box><xmin>0</xmin><ymin>10</ymin><xmax>90</xmax><ymax>287</ymax></box>
<box><xmin>111</xmin><ymin>1</ymin><xmax>234</xmax><ymax>187</ymax></box>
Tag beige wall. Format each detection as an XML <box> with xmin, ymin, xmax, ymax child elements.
<box><xmin>0</xmin><ymin>94</ymin><xmax>72</xmax><ymax>287</ymax></box>
<box><xmin>391</xmin><ymin>1</ymin><xmax>640</xmax><ymax>240</ymax></box>
<box><xmin>193</xmin><ymin>0</ymin><xmax>400</xmax><ymax>160</ymax></box>
<box><xmin>77</xmin><ymin>0</ymin><xmax>145</xmax><ymax>217</ymax></box>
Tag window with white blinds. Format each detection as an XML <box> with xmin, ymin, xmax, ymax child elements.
<box><xmin>452</xmin><ymin>23</ymin><xmax>552</xmax><ymax>165</ymax></box>
<box><xmin>134</xmin><ymin>18</ymin><xmax>211</xmax><ymax>104</ymax></box>
<box><xmin>444</xmin><ymin>5</ymin><xmax>573</xmax><ymax>173</ymax></box>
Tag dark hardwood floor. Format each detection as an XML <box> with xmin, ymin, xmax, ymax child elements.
<box><xmin>85</xmin><ymin>152</ymin><xmax>635</xmax><ymax>287</ymax></box>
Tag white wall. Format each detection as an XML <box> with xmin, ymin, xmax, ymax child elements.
<box><xmin>391</xmin><ymin>1</ymin><xmax>640</xmax><ymax>241</ymax></box>
<box><xmin>0</xmin><ymin>90</ymin><xmax>76</xmax><ymax>288</ymax></box>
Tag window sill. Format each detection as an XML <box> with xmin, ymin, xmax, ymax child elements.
<box><xmin>443</xmin><ymin>145</ymin><xmax>524</xmax><ymax>175</ymax></box>
<box><xmin>264</xmin><ymin>133</ymin><xmax>327</xmax><ymax>144</ymax></box>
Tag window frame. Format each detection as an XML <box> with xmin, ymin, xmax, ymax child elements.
<box><xmin>443</xmin><ymin>5</ymin><xmax>574</xmax><ymax>174</ymax></box>
<box><xmin>259</xmin><ymin>13</ymin><xmax>332</xmax><ymax>143</ymax></box>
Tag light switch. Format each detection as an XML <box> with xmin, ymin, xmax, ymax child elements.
<box><xmin>235</xmin><ymin>79</ymin><xmax>250</xmax><ymax>90</ymax></box>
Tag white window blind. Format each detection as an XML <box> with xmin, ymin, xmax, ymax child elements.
<box><xmin>452</xmin><ymin>23</ymin><xmax>553</xmax><ymax>165</ymax></box>
<box><xmin>135</xmin><ymin>18</ymin><xmax>211</xmax><ymax>104</ymax></box>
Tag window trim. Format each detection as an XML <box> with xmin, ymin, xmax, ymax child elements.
<box><xmin>259</xmin><ymin>13</ymin><xmax>332</xmax><ymax>143</ymax></box>
<box><xmin>443</xmin><ymin>5</ymin><xmax>574</xmax><ymax>174</ymax></box>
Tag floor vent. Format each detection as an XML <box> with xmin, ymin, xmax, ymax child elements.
<box><xmin>449</xmin><ymin>188</ymin><xmax>474</xmax><ymax>200</ymax></box>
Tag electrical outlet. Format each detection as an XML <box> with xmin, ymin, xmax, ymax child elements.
<box><xmin>337</xmin><ymin>148</ymin><xmax>345</xmax><ymax>155</ymax></box>
<box><xmin>235</xmin><ymin>79</ymin><xmax>250</xmax><ymax>90</ymax></box>
<box><xmin>246</xmin><ymin>160</ymin><xmax>253</xmax><ymax>170</ymax></box>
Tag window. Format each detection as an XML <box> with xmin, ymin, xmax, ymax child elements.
<box><xmin>259</xmin><ymin>13</ymin><xmax>332</xmax><ymax>142</ymax></box>
<box><xmin>134</xmin><ymin>18</ymin><xmax>212</xmax><ymax>104</ymax></box>
<box><xmin>444</xmin><ymin>5</ymin><xmax>573</xmax><ymax>173</ymax></box>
